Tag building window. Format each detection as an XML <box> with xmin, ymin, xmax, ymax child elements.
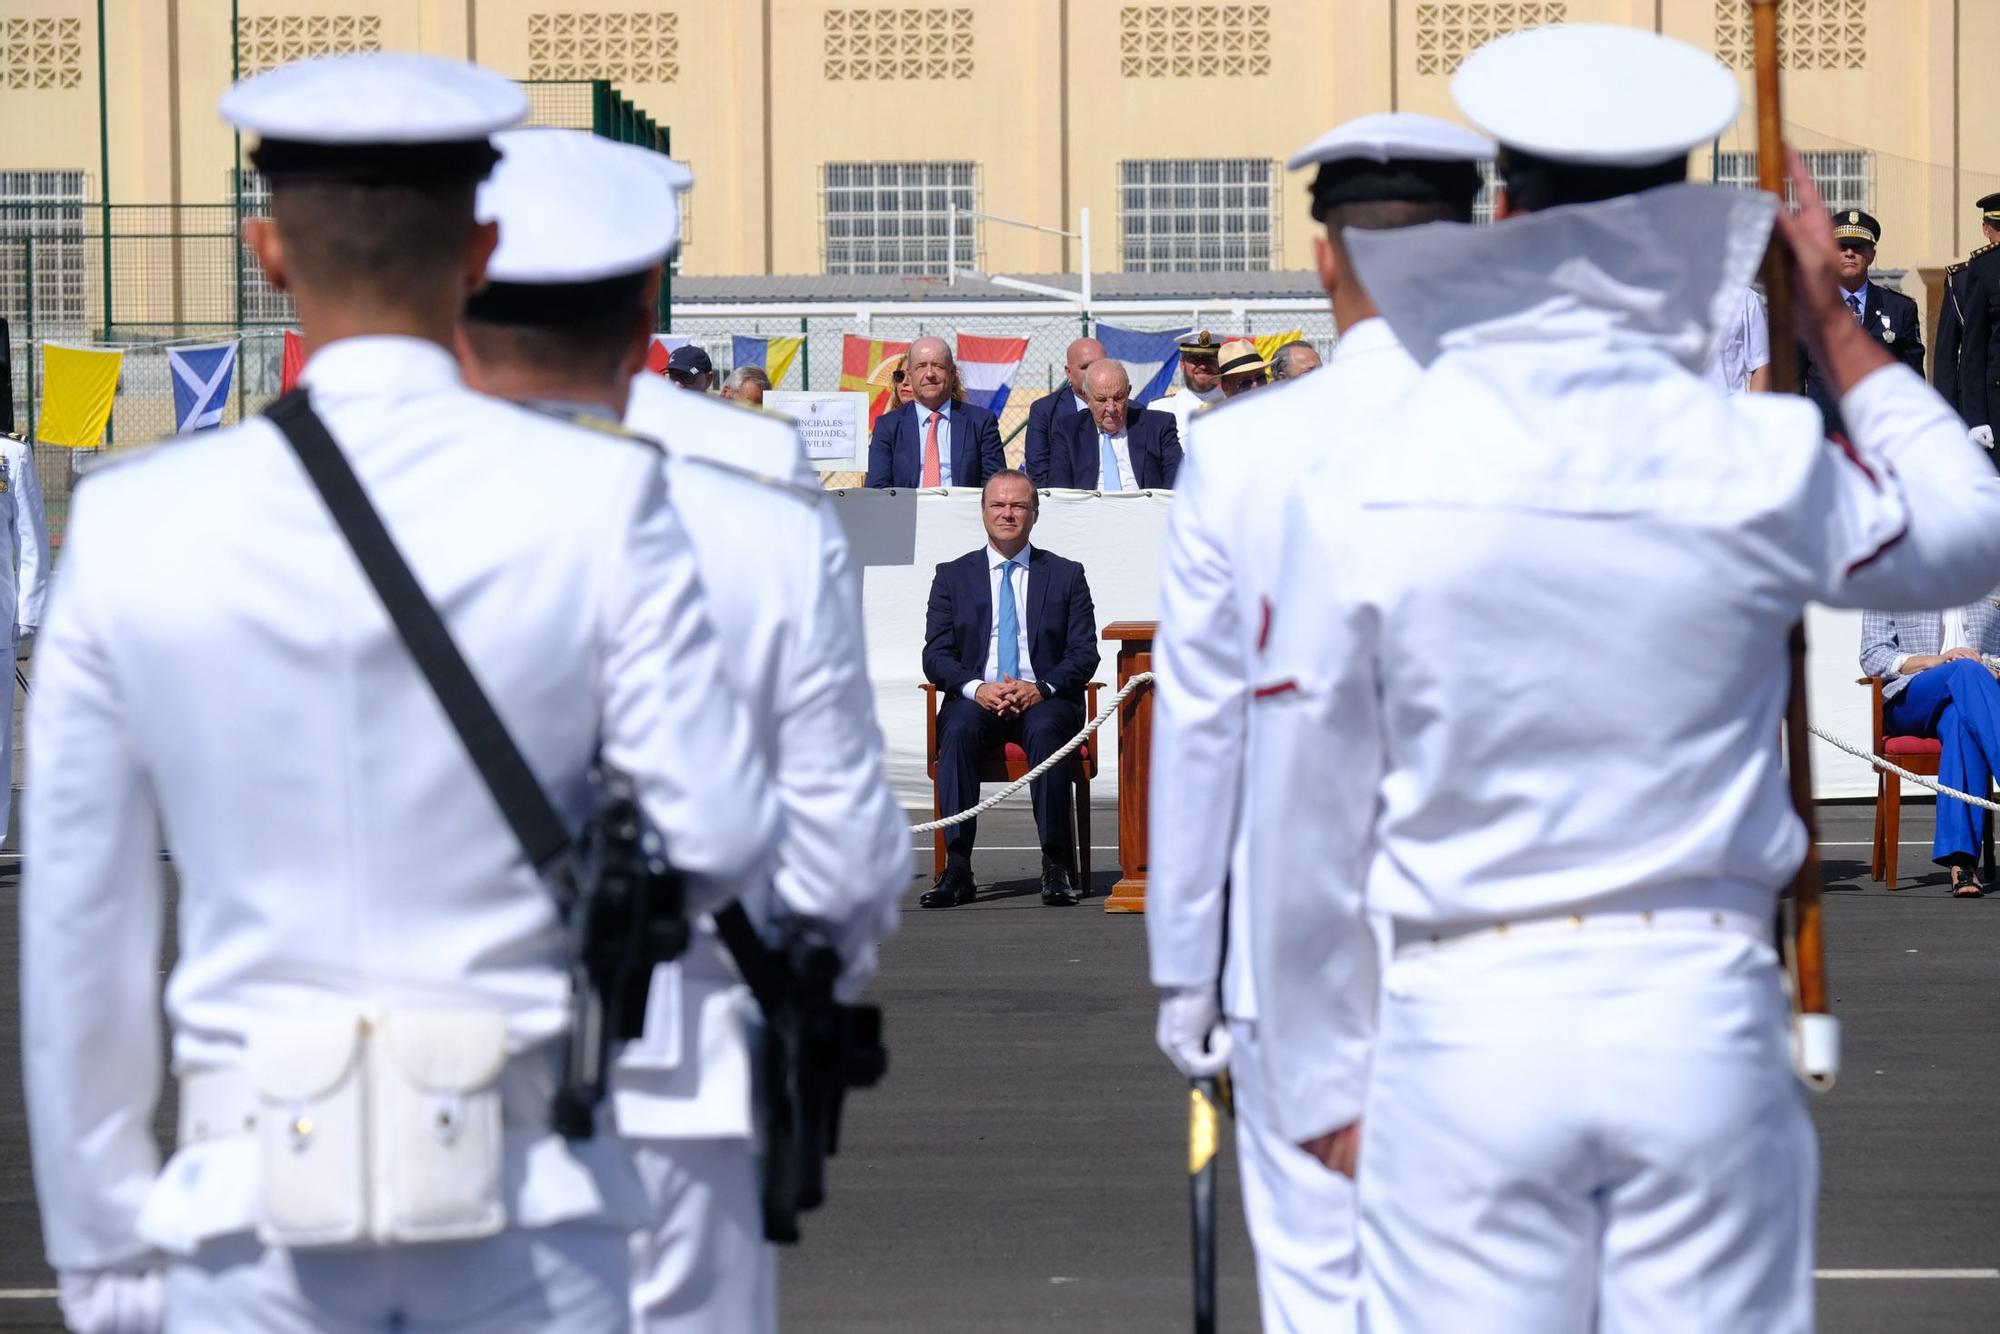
<box><xmin>824</xmin><ymin>7</ymin><xmax>974</xmax><ymax>81</ymax></box>
<box><xmin>527</xmin><ymin>11</ymin><xmax>680</xmax><ymax>84</ymax></box>
<box><xmin>1414</xmin><ymin>2</ymin><xmax>1567</xmax><ymax>76</ymax></box>
<box><xmin>236</xmin><ymin>15</ymin><xmax>382</xmax><ymax>78</ymax></box>
<box><xmin>1119</xmin><ymin>5</ymin><xmax>1270</xmax><ymax>78</ymax></box>
<box><xmin>1713</xmin><ymin>149</ymin><xmax>1873</xmax><ymax>214</ymax></box>
<box><xmin>821</xmin><ymin>161</ymin><xmax>978</xmax><ymax>276</ymax></box>
<box><xmin>1119</xmin><ymin>158</ymin><xmax>1278</xmax><ymax>273</ymax></box>
<box><xmin>231</xmin><ymin>172</ymin><xmax>296</xmax><ymax>326</ymax></box>
<box><xmin>1716</xmin><ymin>0</ymin><xmax>1866</xmax><ymax>72</ymax></box>
<box><xmin>3</xmin><ymin>17</ymin><xmax>84</xmax><ymax>90</ymax></box>
<box><xmin>0</xmin><ymin>170</ymin><xmax>90</xmax><ymax>338</ymax></box>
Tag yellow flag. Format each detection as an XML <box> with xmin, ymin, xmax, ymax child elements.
<box><xmin>763</xmin><ymin>336</ymin><xmax>804</xmax><ymax>388</ymax></box>
<box><xmin>39</xmin><ymin>343</ymin><xmax>124</xmax><ymax>448</ymax></box>
<box><xmin>1253</xmin><ymin>329</ymin><xmax>1304</xmax><ymax>366</ymax></box>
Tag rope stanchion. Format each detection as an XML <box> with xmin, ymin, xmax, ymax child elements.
<box><xmin>909</xmin><ymin>673</ymin><xmax>1154</xmax><ymax>833</ymax></box>
<box><xmin>1808</xmin><ymin>723</ymin><xmax>2000</xmax><ymax>814</ymax></box>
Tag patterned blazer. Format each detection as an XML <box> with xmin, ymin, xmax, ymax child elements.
<box><xmin>1859</xmin><ymin>594</ymin><xmax>2000</xmax><ymax>701</ymax></box>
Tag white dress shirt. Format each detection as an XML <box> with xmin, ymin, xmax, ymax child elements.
<box><xmin>1702</xmin><ymin>286</ymin><xmax>1770</xmax><ymax>396</ymax></box>
<box><xmin>22</xmin><ymin>336</ymin><xmax>778</xmax><ymax>1269</ymax></box>
<box><xmin>1097</xmin><ymin>426</ymin><xmax>1139</xmax><ymax>491</ymax></box>
<box><xmin>1149</xmin><ymin>317</ymin><xmax>1414</xmax><ymax>1023</ymax></box>
<box><xmin>1246</xmin><ymin>184</ymin><xmax>2000</xmax><ymax>1142</ymax></box>
<box><xmin>961</xmin><ymin>542</ymin><xmax>1036</xmax><ymax>698</ymax></box>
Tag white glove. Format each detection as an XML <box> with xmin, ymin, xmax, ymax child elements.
<box><xmin>57</xmin><ymin>1266</ymin><xmax>165</xmax><ymax>1334</ymax></box>
<box><xmin>1155</xmin><ymin>986</ymin><xmax>1232</xmax><ymax>1079</ymax></box>
<box><xmin>1972</xmin><ymin>424</ymin><xmax>1994</xmax><ymax>449</ymax></box>
<box><xmin>14</xmin><ymin>625</ymin><xmax>32</xmax><ymax>661</ymax></box>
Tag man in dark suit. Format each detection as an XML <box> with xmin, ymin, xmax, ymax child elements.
<box><xmin>922</xmin><ymin>468</ymin><xmax>1101</xmax><ymax>907</ymax></box>
<box><xmin>864</xmin><ymin>335</ymin><xmax>1005</xmax><ymax>488</ymax></box>
<box><xmin>1934</xmin><ymin>191</ymin><xmax>2000</xmax><ymax>452</ymax></box>
<box><xmin>1799</xmin><ymin>209</ymin><xmax>1923</xmax><ymax>438</ymax></box>
<box><xmin>1046</xmin><ymin>358</ymin><xmax>1182</xmax><ymax>489</ymax></box>
<box><xmin>1023</xmin><ymin>336</ymin><xmax>1103</xmax><ymax>485</ymax></box>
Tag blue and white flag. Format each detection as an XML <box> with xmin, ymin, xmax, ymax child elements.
<box><xmin>1094</xmin><ymin>322</ymin><xmax>1191</xmax><ymax>406</ymax></box>
<box><xmin>167</xmin><ymin>340</ymin><xmax>238</xmax><ymax>434</ymax></box>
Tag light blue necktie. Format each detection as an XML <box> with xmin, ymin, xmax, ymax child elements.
<box><xmin>997</xmin><ymin>559</ymin><xmax>1020</xmax><ymax>681</ymax></box>
<box><xmin>1098</xmin><ymin>432</ymin><xmax>1124</xmax><ymax>492</ymax></box>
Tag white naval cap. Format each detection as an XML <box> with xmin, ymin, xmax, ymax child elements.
<box><xmin>1286</xmin><ymin>112</ymin><xmax>1494</xmax><ymax>172</ymax></box>
<box><xmin>220</xmin><ymin>52</ymin><xmax>526</xmax><ymax>184</ymax></box>
<box><xmin>1288</xmin><ymin>112</ymin><xmax>1493</xmax><ymax>218</ymax></box>
<box><xmin>480</xmin><ymin>129</ymin><xmax>691</xmax><ymax>284</ymax></box>
<box><xmin>468</xmin><ymin>129</ymin><xmax>691</xmax><ymax>324</ymax></box>
<box><xmin>1452</xmin><ymin>24</ymin><xmax>1739</xmax><ymax>166</ymax></box>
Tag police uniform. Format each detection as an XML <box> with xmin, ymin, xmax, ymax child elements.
<box><xmin>467</xmin><ymin>129</ymin><xmax>908</xmax><ymax>1334</ymax></box>
<box><xmin>1933</xmin><ymin>191</ymin><xmax>2000</xmax><ymax>445</ymax></box>
<box><xmin>22</xmin><ymin>57</ymin><xmax>778</xmax><ymax>1334</ymax></box>
<box><xmin>0</xmin><ymin>431</ymin><xmax>48</xmax><ymax>842</ymax></box>
<box><xmin>1799</xmin><ymin>208</ymin><xmax>1926</xmax><ymax>437</ymax></box>
<box><xmin>1159</xmin><ymin>331</ymin><xmax>1226</xmax><ymax>437</ymax></box>
<box><xmin>1148</xmin><ymin>113</ymin><xmax>1491</xmax><ymax>1334</ymax></box>
<box><xmin>1245</xmin><ymin>27</ymin><xmax>2000</xmax><ymax>1334</ymax></box>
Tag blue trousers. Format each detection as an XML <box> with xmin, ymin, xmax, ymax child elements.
<box><xmin>1883</xmin><ymin>659</ymin><xmax>2000</xmax><ymax>866</ymax></box>
<box><xmin>936</xmin><ymin>694</ymin><xmax>1082</xmax><ymax>865</ymax></box>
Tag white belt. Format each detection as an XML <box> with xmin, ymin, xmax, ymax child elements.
<box><xmin>1392</xmin><ymin>898</ymin><xmax>1772</xmax><ymax>959</ymax></box>
<box><xmin>179</xmin><ymin>1053</ymin><xmax>555</xmax><ymax>1149</ymax></box>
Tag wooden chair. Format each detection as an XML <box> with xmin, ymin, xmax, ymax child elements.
<box><xmin>921</xmin><ymin>682</ymin><xmax>1102</xmax><ymax>888</ymax></box>
<box><xmin>1861</xmin><ymin>675</ymin><xmax>1995</xmax><ymax>889</ymax></box>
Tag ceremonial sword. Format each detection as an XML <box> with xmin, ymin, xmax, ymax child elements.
<box><xmin>1188</xmin><ymin>1072</ymin><xmax>1231</xmax><ymax>1334</ymax></box>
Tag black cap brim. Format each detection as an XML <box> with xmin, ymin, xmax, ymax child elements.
<box><xmin>1309</xmin><ymin>158</ymin><xmax>1485</xmax><ymax>218</ymax></box>
<box><xmin>250</xmin><ymin>137</ymin><xmax>502</xmax><ymax>187</ymax></box>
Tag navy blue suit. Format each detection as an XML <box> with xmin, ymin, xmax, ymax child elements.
<box><xmin>1046</xmin><ymin>406</ymin><xmax>1182</xmax><ymax>489</ymax></box>
<box><xmin>924</xmin><ymin>545</ymin><xmax>1100</xmax><ymax>864</ymax></box>
<box><xmin>864</xmin><ymin>399</ymin><xmax>1005</xmax><ymax>489</ymax></box>
<box><xmin>1800</xmin><ymin>281</ymin><xmax>1925</xmax><ymax>438</ymax></box>
<box><xmin>1022</xmin><ymin>386</ymin><xmax>1084</xmax><ymax>487</ymax></box>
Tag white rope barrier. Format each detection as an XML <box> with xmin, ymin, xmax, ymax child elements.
<box><xmin>909</xmin><ymin>673</ymin><xmax>1155</xmax><ymax>834</ymax></box>
<box><xmin>1808</xmin><ymin>723</ymin><xmax>2000</xmax><ymax>814</ymax></box>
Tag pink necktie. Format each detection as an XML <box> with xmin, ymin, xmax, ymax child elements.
<box><xmin>921</xmin><ymin>411</ymin><xmax>942</xmax><ymax>487</ymax></box>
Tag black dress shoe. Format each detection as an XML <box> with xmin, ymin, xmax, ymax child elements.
<box><xmin>921</xmin><ymin>866</ymin><xmax>976</xmax><ymax>908</ymax></box>
<box><xmin>1040</xmin><ymin>863</ymin><xmax>1080</xmax><ymax>906</ymax></box>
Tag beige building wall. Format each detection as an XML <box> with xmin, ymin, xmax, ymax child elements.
<box><xmin>1</xmin><ymin>0</ymin><xmax>1995</xmax><ymax>284</ymax></box>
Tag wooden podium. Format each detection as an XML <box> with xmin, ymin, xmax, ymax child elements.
<box><xmin>1102</xmin><ymin>621</ymin><xmax>1156</xmax><ymax>913</ymax></box>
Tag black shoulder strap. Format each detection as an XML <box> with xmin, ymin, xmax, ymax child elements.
<box><xmin>264</xmin><ymin>390</ymin><xmax>572</xmax><ymax>873</ymax></box>
<box><xmin>712</xmin><ymin>902</ymin><xmax>787</xmax><ymax>1014</ymax></box>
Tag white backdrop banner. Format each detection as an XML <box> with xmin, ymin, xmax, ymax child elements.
<box><xmin>829</xmin><ymin>490</ymin><xmax>1884</xmax><ymax>812</ymax></box>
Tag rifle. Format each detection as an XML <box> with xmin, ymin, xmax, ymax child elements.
<box><xmin>715</xmin><ymin>904</ymin><xmax>887</xmax><ymax>1243</ymax></box>
<box><xmin>1753</xmin><ymin>0</ymin><xmax>1838</xmax><ymax>1089</ymax></box>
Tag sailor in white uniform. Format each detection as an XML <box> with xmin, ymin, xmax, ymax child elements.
<box><xmin>1148</xmin><ymin>113</ymin><xmax>1491</xmax><ymax>1334</ymax></box>
<box><xmin>457</xmin><ymin>128</ymin><xmax>908</xmax><ymax>1334</ymax></box>
<box><xmin>0</xmin><ymin>430</ymin><xmax>47</xmax><ymax>841</ymax></box>
<box><xmin>23</xmin><ymin>55</ymin><xmax>776</xmax><ymax>1334</ymax></box>
<box><xmin>1157</xmin><ymin>332</ymin><xmax>1227</xmax><ymax>438</ymax></box>
<box><xmin>1246</xmin><ymin>26</ymin><xmax>2000</xmax><ymax>1334</ymax></box>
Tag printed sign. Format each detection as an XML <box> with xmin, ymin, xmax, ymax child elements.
<box><xmin>765</xmin><ymin>391</ymin><xmax>867</xmax><ymax>472</ymax></box>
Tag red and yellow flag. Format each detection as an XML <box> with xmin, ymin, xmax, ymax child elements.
<box><xmin>839</xmin><ymin>335</ymin><xmax>910</xmax><ymax>430</ymax></box>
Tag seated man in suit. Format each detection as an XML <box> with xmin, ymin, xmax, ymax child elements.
<box><xmin>1023</xmin><ymin>336</ymin><xmax>1104</xmax><ymax>485</ymax></box>
<box><xmin>1800</xmin><ymin>209</ymin><xmax>1924</xmax><ymax>438</ymax></box>
<box><xmin>1047</xmin><ymin>359</ymin><xmax>1183</xmax><ymax>490</ymax></box>
<box><xmin>864</xmin><ymin>336</ymin><xmax>1005</xmax><ymax>488</ymax></box>
<box><xmin>923</xmin><ymin>469</ymin><xmax>1101</xmax><ymax>907</ymax></box>
<box><xmin>1861</xmin><ymin>596</ymin><xmax>2000</xmax><ymax>895</ymax></box>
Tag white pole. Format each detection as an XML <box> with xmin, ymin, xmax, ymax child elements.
<box><xmin>1079</xmin><ymin>206</ymin><xmax>1093</xmax><ymax>312</ymax></box>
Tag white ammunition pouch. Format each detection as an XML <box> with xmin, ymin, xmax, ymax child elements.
<box><xmin>185</xmin><ymin>1009</ymin><xmax>514</xmax><ymax>1249</ymax></box>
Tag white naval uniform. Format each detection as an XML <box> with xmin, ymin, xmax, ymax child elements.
<box><xmin>1159</xmin><ymin>382</ymin><xmax>1224</xmax><ymax>440</ymax></box>
<box><xmin>0</xmin><ymin>434</ymin><xmax>48</xmax><ymax>842</ymax></box>
<box><xmin>22</xmin><ymin>337</ymin><xmax>777</xmax><ymax>1331</ymax></box>
<box><xmin>1247</xmin><ymin>186</ymin><xmax>2000</xmax><ymax>1333</ymax></box>
<box><xmin>1704</xmin><ymin>284</ymin><xmax>1771</xmax><ymax>396</ymax></box>
<box><xmin>618</xmin><ymin>379</ymin><xmax>907</xmax><ymax>1333</ymax></box>
<box><xmin>1148</xmin><ymin>319</ymin><xmax>1416</xmax><ymax>1332</ymax></box>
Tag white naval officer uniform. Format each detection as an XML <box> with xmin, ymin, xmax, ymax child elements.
<box><xmin>471</xmin><ymin>129</ymin><xmax>908</xmax><ymax>1333</ymax></box>
<box><xmin>0</xmin><ymin>432</ymin><xmax>48</xmax><ymax>842</ymax></box>
<box><xmin>23</xmin><ymin>54</ymin><xmax>778</xmax><ymax>1334</ymax></box>
<box><xmin>1159</xmin><ymin>380</ymin><xmax>1224</xmax><ymax>440</ymax></box>
<box><xmin>1148</xmin><ymin>111</ymin><xmax>1494</xmax><ymax>1334</ymax></box>
<box><xmin>1246</xmin><ymin>40</ymin><xmax>2000</xmax><ymax>1332</ymax></box>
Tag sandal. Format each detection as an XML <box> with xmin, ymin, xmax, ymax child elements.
<box><xmin>1950</xmin><ymin>867</ymin><xmax>1984</xmax><ymax>898</ymax></box>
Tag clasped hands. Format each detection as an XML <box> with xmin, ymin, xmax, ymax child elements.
<box><xmin>1907</xmin><ymin>646</ymin><xmax>1985</xmax><ymax>675</ymax></box>
<box><xmin>973</xmin><ymin>675</ymin><xmax>1044</xmax><ymax>716</ymax></box>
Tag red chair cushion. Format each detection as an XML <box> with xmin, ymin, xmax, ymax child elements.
<box><xmin>1883</xmin><ymin>735</ymin><xmax>1943</xmax><ymax>756</ymax></box>
<box><xmin>998</xmin><ymin>741</ymin><xmax>1092</xmax><ymax>764</ymax></box>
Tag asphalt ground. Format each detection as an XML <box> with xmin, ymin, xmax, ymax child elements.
<box><xmin>0</xmin><ymin>798</ymin><xmax>1995</xmax><ymax>1331</ymax></box>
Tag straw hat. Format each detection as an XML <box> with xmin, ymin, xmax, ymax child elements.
<box><xmin>1216</xmin><ymin>338</ymin><xmax>1270</xmax><ymax>377</ymax></box>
